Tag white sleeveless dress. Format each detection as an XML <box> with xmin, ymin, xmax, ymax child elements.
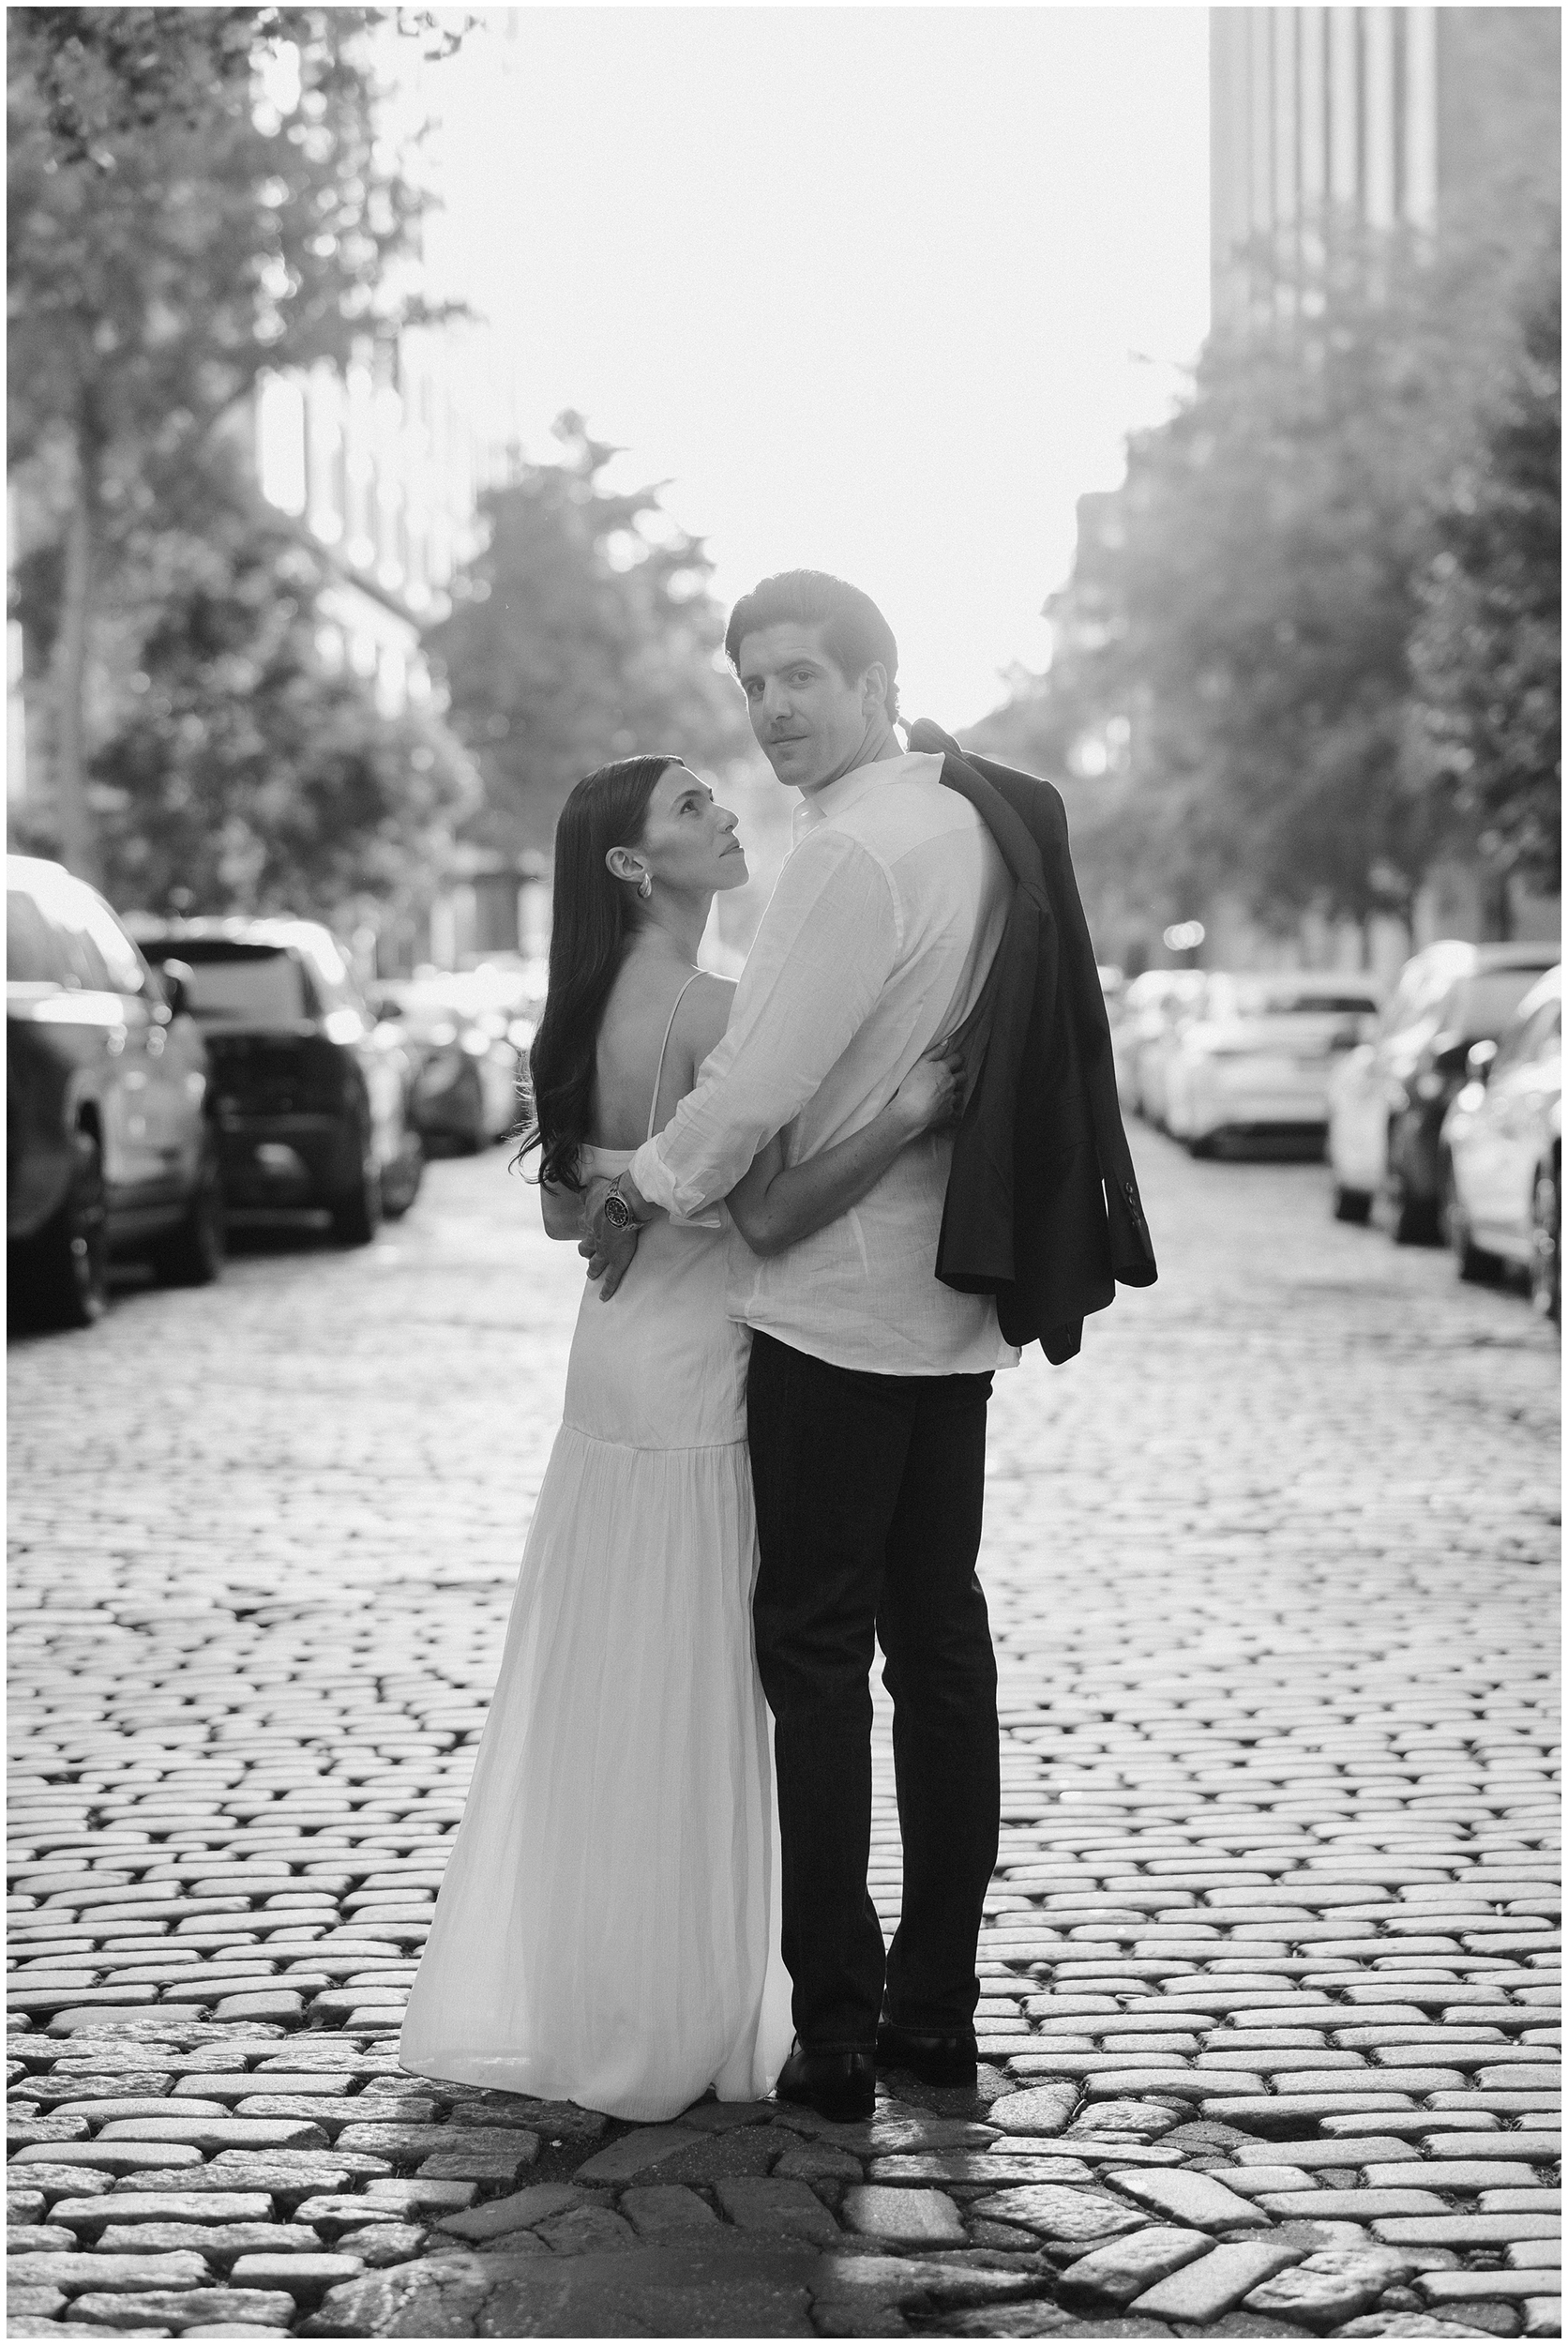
<box><xmin>400</xmin><ymin>992</ymin><xmax>792</xmax><ymax>2121</ymax></box>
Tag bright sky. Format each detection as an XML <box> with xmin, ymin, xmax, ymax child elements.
<box><xmin>417</xmin><ymin>7</ymin><xmax>1211</xmax><ymax>726</ymax></box>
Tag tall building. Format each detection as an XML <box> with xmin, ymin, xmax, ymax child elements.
<box><xmin>1210</xmin><ymin>7</ymin><xmax>1560</xmax><ymax>323</ymax></box>
<box><xmin>250</xmin><ymin>322</ymin><xmax>509</xmax><ymax>724</ymax></box>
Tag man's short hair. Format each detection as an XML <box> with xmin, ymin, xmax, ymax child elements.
<box><xmin>725</xmin><ymin>570</ymin><xmax>900</xmax><ymax>721</ymax></box>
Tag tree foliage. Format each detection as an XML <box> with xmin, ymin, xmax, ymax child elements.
<box><xmin>70</xmin><ymin>453</ymin><xmax>477</xmax><ymax>919</ymax></box>
<box><xmin>9</xmin><ymin>8</ymin><xmax>430</xmax><ymax>483</ymax></box>
<box><xmin>8</xmin><ymin>7</ymin><xmax>445</xmax><ymax>880</ymax></box>
<box><xmin>429</xmin><ymin>416</ymin><xmax>755</xmax><ymax>855</ymax></box>
<box><xmin>1411</xmin><ymin>250</ymin><xmax>1561</xmax><ymax>892</ymax></box>
<box><xmin>982</xmin><ymin>218</ymin><xmax>1561</xmax><ymax>944</ymax></box>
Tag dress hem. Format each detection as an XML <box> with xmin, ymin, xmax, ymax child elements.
<box><xmin>559</xmin><ymin>1419</ymin><xmax>748</xmax><ymax>1457</ymax></box>
<box><xmin>399</xmin><ymin>2041</ymin><xmax>776</xmax><ymax>2126</ymax></box>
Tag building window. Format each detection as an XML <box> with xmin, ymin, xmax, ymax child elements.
<box><xmin>376</xmin><ymin>644</ymin><xmax>406</xmax><ymax>719</ymax></box>
<box><xmin>256</xmin><ymin>374</ymin><xmax>308</xmax><ymax>518</ymax></box>
<box><xmin>306</xmin><ymin>366</ymin><xmax>345</xmax><ymax>548</ymax></box>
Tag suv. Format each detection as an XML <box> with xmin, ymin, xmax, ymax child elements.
<box><xmin>133</xmin><ymin>918</ymin><xmax>422</xmax><ymax>1242</ymax></box>
<box><xmin>8</xmin><ymin>855</ymin><xmax>223</xmax><ymax>1328</ymax></box>
<box><xmin>1327</xmin><ymin>939</ymin><xmax>1560</xmax><ymax>1239</ymax></box>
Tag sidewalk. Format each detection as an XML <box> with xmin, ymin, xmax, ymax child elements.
<box><xmin>8</xmin><ymin>1140</ymin><xmax>1560</xmax><ymax>2337</ymax></box>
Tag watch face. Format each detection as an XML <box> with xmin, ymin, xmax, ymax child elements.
<box><xmin>603</xmin><ymin>1192</ymin><xmax>631</xmax><ymax>1229</ymax></box>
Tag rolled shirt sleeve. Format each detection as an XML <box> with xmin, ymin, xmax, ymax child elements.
<box><xmin>631</xmin><ymin>828</ymin><xmax>900</xmax><ymax>1220</ymax></box>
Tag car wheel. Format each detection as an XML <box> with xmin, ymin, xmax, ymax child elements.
<box><xmin>1332</xmin><ymin>1180</ymin><xmax>1373</xmax><ymax>1224</ymax></box>
<box><xmin>1444</xmin><ymin>1163</ymin><xmax>1503</xmax><ymax>1285</ymax></box>
<box><xmin>1530</xmin><ymin>1161</ymin><xmax>1560</xmax><ymax>1326</ymax></box>
<box><xmin>150</xmin><ymin>1138</ymin><xmax>226</xmax><ymax>1288</ymax></box>
<box><xmin>330</xmin><ymin>1149</ymin><xmax>384</xmax><ymax>1248</ymax></box>
<box><xmin>17</xmin><ymin>1126</ymin><xmax>110</xmax><ymax>1330</ymax></box>
<box><xmin>381</xmin><ymin>1137</ymin><xmax>425</xmax><ymax>1221</ymax></box>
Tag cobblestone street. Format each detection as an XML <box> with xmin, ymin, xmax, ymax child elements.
<box><xmin>8</xmin><ymin>1133</ymin><xmax>1560</xmax><ymax>2339</ymax></box>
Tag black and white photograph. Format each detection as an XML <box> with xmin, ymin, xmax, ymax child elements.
<box><xmin>6</xmin><ymin>6</ymin><xmax>1560</xmax><ymax>2340</ymax></box>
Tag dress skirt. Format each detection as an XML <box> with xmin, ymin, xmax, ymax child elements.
<box><xmin>400</xmin><ymin>1145</ymin><xmax>792</xmax><ymax>2121</ymax></box>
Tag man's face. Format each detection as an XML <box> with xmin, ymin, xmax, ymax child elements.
<box><xmin>735</xmin><ymin>621</ymin><xmax>881</xmax><ymax>794</ymax></box>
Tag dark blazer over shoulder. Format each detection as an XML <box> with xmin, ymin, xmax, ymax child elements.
<box><xmin>906</xmin><ymin>719</ymin><xmax>1156</xmax><ymax>1365</ymax></box>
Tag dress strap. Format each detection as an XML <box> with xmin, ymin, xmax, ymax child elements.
<box><xmin>646</xmin><ymin>973</ymin><xmax>701</xmax><ymax>1142</ymax></box>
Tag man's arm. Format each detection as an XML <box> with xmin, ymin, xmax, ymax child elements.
<box><xmin>586</xmin><ymin>832</ymin><xmax>899</xmax><ymax>1290</ymax></box>
<box><xmin>727</xmin><ymin>1048</ymin><xmax>962</xmax><ymax>1257</ymax></box>
<box><xmin>636</xmin><ymin>829</ymin><xmax>897</xmax><ymax>1211</ymax></box>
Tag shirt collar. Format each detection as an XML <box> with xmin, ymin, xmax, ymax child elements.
<box><xmin>792</xmin><ymin>749</ymin><xmax>927</xmax><ymax>843</ymax></box>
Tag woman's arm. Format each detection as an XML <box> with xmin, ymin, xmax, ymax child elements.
<box><xmin>727</xmin><ymin>1051</ymin><xmax>963</xmax><ymax>1259</ymax></box>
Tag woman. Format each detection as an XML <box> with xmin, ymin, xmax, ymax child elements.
<box><xmin>400</xmin><ymin>754</ymin><xmax>961</xmax><ymax>2121</ymax></box>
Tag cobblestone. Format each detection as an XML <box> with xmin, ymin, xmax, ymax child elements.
<box><xmin>9</xmin><ymin>1137</ymin><xmax>1560</xmax><ymax>2335</ymax></box>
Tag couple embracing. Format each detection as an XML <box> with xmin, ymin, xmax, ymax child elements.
<box><xmin>401</xmin><ymin>570</ymin><xmax>1154</xmax><ymax>2124</ymax></box>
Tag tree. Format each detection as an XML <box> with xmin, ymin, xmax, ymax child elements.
<box><xmin>1411</xmin><ymin>243</ymin><xmax>1561</xmax><ymax>905</ymax></box>
<box><xmin>1097</xmin><ymin>249</ymin><xmax>1458</xmax><ymax>930</ymax></box>
<box><xmin>984</xmin><ymin>217</ymin><xmax>1556</xmax><ymax>947</ymax></box>
<box><xmin>78</xmin><ymin>450</ymin><xmax>477</xmax><ymax>919</ymax></box>
<box><xmin>428</xmin><ymin>416</ymin><xmax>755</xmax><ymax>855</ymax></box>
<box><xmin>8</xmin><ymin>8</ymin><xmax>445</xmax><ymax>881</ymax></box>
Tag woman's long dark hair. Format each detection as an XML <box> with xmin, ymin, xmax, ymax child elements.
<box><xmin>518</xmin><ymin>755</ymin><xmax>675</xmax><ymax>1190</ymax></box>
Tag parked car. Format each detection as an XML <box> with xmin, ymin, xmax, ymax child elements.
<box><xmin>374</xmin><ymin>972</ymin><xmax>527</xmax><ymax>1152</ymax></box>
<box><xmin>1113</xmin><ymin>969</ymin><xmax>1207</xmax><ymax>1122</ymax></box>
<box><xmin>1138</xmin><ymin>971</ymin><xmax>1219</xmax><ymax>1130</ymax></box>
<box><xmin>1441</xmin><ymin>964</ymin><xmax>1561</xmax><ymax>1322</ymax></box>
<box><xmin>1327</xmin><ymin>940</ymin><xmax>1560</xmax><ymax>1238</ymax></box>
<box><xmin>134</xmin><ymin>919</ymin><xmax>423</xmax><ymax>1243</ymax></box>
<box><xmin>8</xmin><ymin>855</ymin><xmax>223</xmax><ymax>1327</ymax></box>
<box><xmin>1164</xmin><ymin>972</ymin><xmax>1380</xmax><ymax>1157</ymax></box>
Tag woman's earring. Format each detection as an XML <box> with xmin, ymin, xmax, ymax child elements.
<box><xmin>637</xmin><ymin>870</ymin><xmax>653</xmax><ymax>900</ymax></box>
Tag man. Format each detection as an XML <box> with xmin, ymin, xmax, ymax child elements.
<box><xmin>584</xmin><ymin>570</ymin><xmax>1013</xmax><ymax>2121</ymax></box>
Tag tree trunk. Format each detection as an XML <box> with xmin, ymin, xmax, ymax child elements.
<box><xmin>47</xmin><ymin>419</ymin><xmax>101</xmax><ymax>887</ymax></box>
<box><xmin>1480</xmin><ymin>865</ymin><xmax>1515</xmax><ymax>942</ymax></box>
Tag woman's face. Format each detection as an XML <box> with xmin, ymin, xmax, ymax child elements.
<box><xmin>636</xmin><ymin>763</ymin><xmax>748</xmax><ymax>897</ymax></box>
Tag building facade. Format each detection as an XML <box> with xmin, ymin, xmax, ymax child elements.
<box><xmin>249</xmin><ymin>326</ymin><xmax>544</xmax><ymax>976</ymax></box>
<box><xmin>252</xmin><ymin>323</ymin><xmax>505</xmax><ymax>723</ymax></box>
<box><xmin>1211</xmin><ymin>7</ymin><xmax>1560</xmax><ymax>325</ymax></box>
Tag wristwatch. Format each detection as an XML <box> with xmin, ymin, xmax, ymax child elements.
<box><xmin>600</xmin><ymin>1175</ymin><xmax>643</xmax><ymax>1233</ymax></box>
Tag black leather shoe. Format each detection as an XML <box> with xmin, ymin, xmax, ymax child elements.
<box><xmin>776</xmin><ymin>2042</ymin><xmax>876</xmax><ymax>2122</ymax></box>
<box><xmin>875</xmin><ymin>2018</ymin><xmax>978</xmax><ymax>2087</ymax></box>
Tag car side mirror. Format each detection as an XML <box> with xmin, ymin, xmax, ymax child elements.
<box><xmin>159</xmin><ymin>958</ymin><xmax>194</xmax><ymax>1021</ymax></box>
<box><xmin>1466</xmin><ymin>1037</ymin><xmax>1498</xmax><ymax>1084</ymax></box>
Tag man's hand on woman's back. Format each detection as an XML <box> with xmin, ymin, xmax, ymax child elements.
<box><xmin>581</xmin><ymin>1174</ymin><xmax>644</xmax><ymax>1299</ymax></box>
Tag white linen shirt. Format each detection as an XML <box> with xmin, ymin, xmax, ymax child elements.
<box><xmin>629</xmin><ymin>749</ymin><xmax>1019</xmax><ymax>1376</ymax></box>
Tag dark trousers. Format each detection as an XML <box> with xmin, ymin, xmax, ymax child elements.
<box><xmin>746</xmin><ymin>1330</ymin><xmax>1000</xmax><ymax>2051</ymax></box>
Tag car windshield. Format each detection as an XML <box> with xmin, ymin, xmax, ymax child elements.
<box><xmin>1454</xmin><ymin>967</ymin><xmax>1553</xmax><ymax>1037</ymax></box>
<box><xmin>1225</xmin><ymin>981</ymin><xmax>1378</xmax><ymax>1020</ymax></box>
<box><xmin>172</xmin><ymin>949</ymin><xmax>309</xmax><ymax>1024</ymax></box>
